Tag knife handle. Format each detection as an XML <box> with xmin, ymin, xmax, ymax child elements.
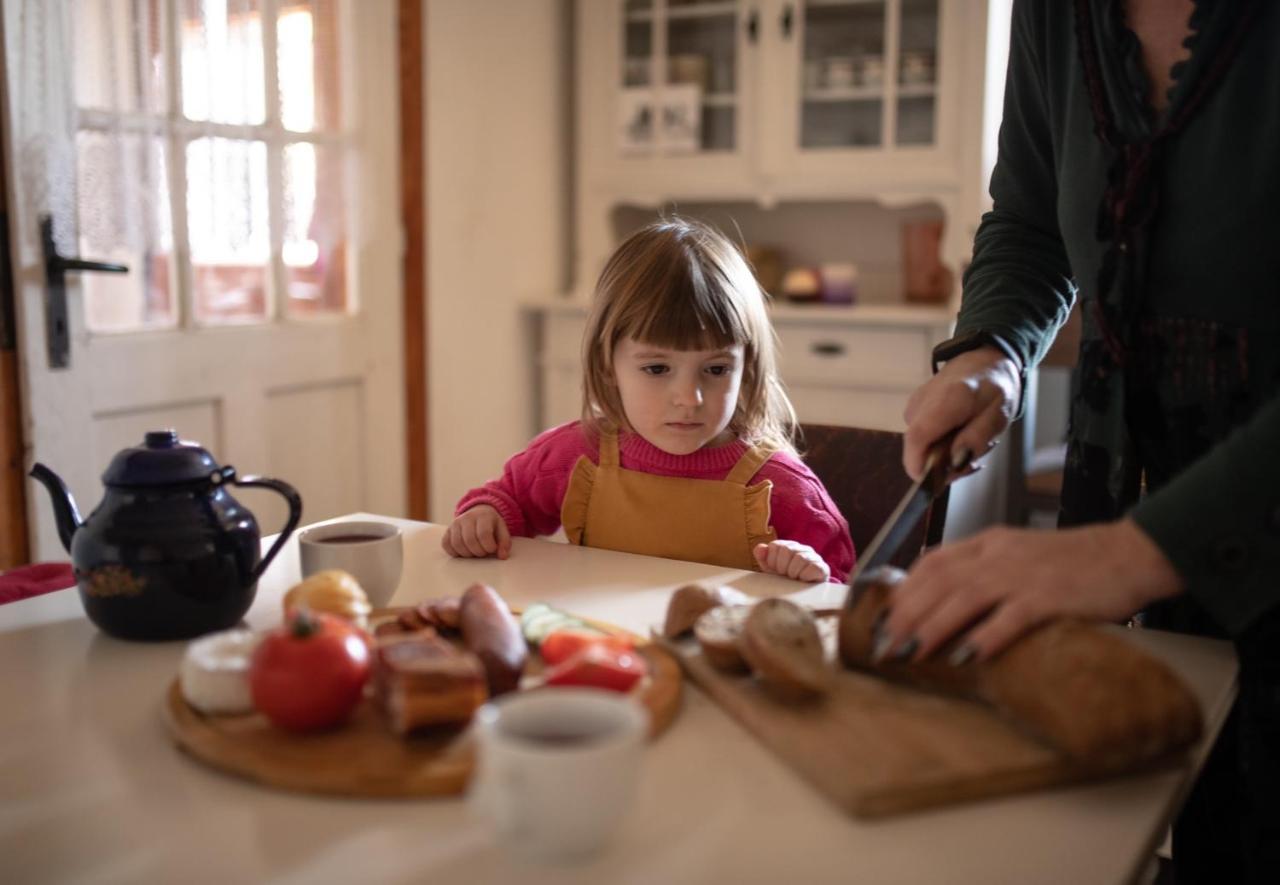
<box><xmin>921</xmin><ymin>430</ymin><xmax>967</xmax><ymax>497</ymax></box>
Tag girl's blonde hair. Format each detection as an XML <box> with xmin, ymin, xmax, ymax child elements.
<box><xmin>581</xmin><ymin>217</ymin><xmax>797</xmax><ymax>455</ymax></box>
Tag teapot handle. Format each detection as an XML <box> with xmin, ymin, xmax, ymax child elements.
<box><xmin>234</xmin><ymin>475</ymin><xmax>304</xmax><ymax>582</ymax></box>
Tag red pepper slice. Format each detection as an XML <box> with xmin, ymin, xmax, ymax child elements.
<box><xmin>542</xmin><ymin>643</ymin><xmax>649</xmax><ymax>693</ymax></box>
<box><xmin>539</xmin><ymin>630</ymin><xmax>635</xmax><ymax>668</ymax></box>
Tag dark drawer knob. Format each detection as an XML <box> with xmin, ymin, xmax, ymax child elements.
<box><xmin>810</xmin><ymin>341</ymin><xmax>846</xmax><ymax>357</ymax></box>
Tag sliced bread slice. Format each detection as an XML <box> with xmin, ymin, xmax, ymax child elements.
<box><xmin>742</xmin><ymin>598</ymin><xmax>832</xmax><ymax>701</ymax></box>
<box><xmin>693</xmin><ymin>604</ymin><xmax>754</xmax><ymax>672</ymax></box>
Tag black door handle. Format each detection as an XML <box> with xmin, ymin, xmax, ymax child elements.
<box><xmin>810</xmin><ymin>341</ymin><xmax>847</xmax><ymax>357</ymax></box>
<box><xmin>41</xmin><ymin>215</ymin><xmax>130</xmax><ymax>369</ymax></box>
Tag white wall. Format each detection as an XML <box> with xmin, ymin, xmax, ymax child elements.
<box><xmin>425</xmin><ymin>0</ymin><xmax>570</xmax><ymax>520</ymax></box>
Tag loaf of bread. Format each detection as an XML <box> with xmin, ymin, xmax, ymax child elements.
<box><xmin>838</xmin><ymin>568</ymin><xmax>1203</xmax><ymax>768</ymax></box>
<box><xmin>375</xmin><ymin>634</ymin><xmax>488</xmax><ymax>734</ymax></box>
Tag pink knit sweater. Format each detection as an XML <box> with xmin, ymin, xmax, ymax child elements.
<box><xmin>455</xmin><ymin>421</ymin><xmax>855</xmax><ymax>582</ymax></box>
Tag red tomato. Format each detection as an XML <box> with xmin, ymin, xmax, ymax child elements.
<box><xmin>250</xmin><ymin>610</ymin><xmax>371</xmax><ymax>732</ymax></box>
<box><xmin>539</xmin><ymin>630</ymin><xmax>634</xmax><ymax>667</ymax></box>
<box><xmin>543</xmin><ymin>644</ymin><xmax>649</xmax><ymax>693</ymax></box>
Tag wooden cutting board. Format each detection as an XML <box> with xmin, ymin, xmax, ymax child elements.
<box><xmin>163</xmin><ymin>612</ymin><xmax>681</xmax><ymax>798</ymax></box>
<box><xmin>658</xmin><ymin>628</ymin><xmax>1181</xmax><ymax>819</ymax></box>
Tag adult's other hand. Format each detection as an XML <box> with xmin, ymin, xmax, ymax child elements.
<box><xmin>875</xmin><ymin>518</ymin><xmax>1184</xmax><ymax>664</ymax></box>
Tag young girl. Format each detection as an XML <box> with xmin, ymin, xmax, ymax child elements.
<box><xmin>443</xmin><ymin>218</ymin><xmax>855</xmax><ymax>582</ymax></box>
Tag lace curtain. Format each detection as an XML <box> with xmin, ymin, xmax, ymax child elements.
<box><xmin>5</xmin><ymin>0</ymin><xmax>78</xmax><ymax>263</ymax></box>
<box><xmin>5</xmin><ymin>0</ymin><xmax>348</xmax><ymax>329</ymax></box>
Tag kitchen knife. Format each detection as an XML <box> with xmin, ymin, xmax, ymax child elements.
<box><xmin>845</xmin><ymin>434</ymin><xmax>968</xmax><ymax>608</ymax></box>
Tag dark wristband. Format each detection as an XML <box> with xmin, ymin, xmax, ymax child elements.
<box><xmin>930</xmin><ymin>330</ymin><xmax>1022</xmax><ymax>374</ymax></box>
<box><xmin>930</xmin><ymin>330</ymin><xmax>1027</xmax><ymax>417</ymax></box>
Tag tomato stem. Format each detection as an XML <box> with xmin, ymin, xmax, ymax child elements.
<box><xmin>290</xmin><ymin>607</ymin><xmax>320</xmax><ymax>639</ymax></box>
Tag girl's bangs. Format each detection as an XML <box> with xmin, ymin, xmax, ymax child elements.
<box><xmin>616</xmin><ymin>259</ymin><xmax>750</xmax><ymax>352</ymax></box>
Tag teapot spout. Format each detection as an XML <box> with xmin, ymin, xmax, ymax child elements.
<box><xmin>28</xmin><ymin>463</ymin><xmax>84</xmax><ymax>553</ymax></box>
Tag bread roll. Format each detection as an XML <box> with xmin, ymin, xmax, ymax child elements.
<box><xmin>284</xmin><ymin>570</ymin><xmax>372</xmax><ymax>629</ymax></box>
<box><xmin>838</xmin><ymin>568</ymin><xmax>1203</xmax><ymax>767</ymax></box>
<box><xmin>663</xmin><ymin>583</ymin><xmax>752</xmax><ymax>638</ymax></box>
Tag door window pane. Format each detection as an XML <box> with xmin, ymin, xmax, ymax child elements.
<box><xmin>186</xmin><ymin>137</ymin><xmax>270</xmax><ymax>323</ymax></box>
<box><xmin>77</xmin><ymin>132</ymin><xmax>176</xmax><ymax>331</ymax></box>
<box><xmin>283</xmin><ymin>142</ymin><xmax>348</xmax><ymax>314</ymax></box>
<box><xmin>278</xmin><ymin>0</ymin><xmax>342</xmax><ymax>132</ymax></box>
<box><xmin>181</xmin><ymin>0</ymin><xmax>266</xmax><ymax>125</ymax></box>
<box><xmin>73</xmin><ymin>0</ymin><xmax>167</xmax><ymax>114</ymax></box>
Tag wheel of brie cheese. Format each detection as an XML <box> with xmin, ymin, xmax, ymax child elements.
<box><xmin>179</xmin><ymin>629</ymin><xmax>262</xmax><ymax>715</ymax></box>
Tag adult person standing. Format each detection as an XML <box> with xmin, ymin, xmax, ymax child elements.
<box><xmin>880</xmin><ymin>0</ymin><xmax>1280</xmax><ymax>881</ymax></box>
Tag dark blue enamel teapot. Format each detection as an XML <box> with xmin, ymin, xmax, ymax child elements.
<box><xmin>29</xmin><ymin>430</ymin><xmax>302</xmax><ymax>641</ymax></box>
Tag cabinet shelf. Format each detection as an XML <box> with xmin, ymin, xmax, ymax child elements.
<box><xmin>626</xmin><ymin>1</ymin><xmax>738</xmax><ymax>22</ymax></box>
<box><xmin>803</xmin><ymin>83</ymin><xmax>935</xmax><ymax>104</ymax></box>
<box><xmin>897</xmin><ymin>82</ymin><xmax>937</xmax><ymax>98</ymax></box>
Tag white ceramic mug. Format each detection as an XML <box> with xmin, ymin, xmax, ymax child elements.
<box><xmin>469</xmin><ymin>688</ymin><xmax>647</xmax><ymax>861</ymax></box>
<box><xmin>297</xmin><ymin>520</ymin><xmax>403</xmax><ymax>607</ymax></box>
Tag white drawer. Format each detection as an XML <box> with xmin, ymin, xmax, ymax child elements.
<box><xmin>787</xmin><ymin>383</ymin><xmax>910</xmax><ymax>433</ymax></box>
<box><xmin>775</xmin><ymin>323</ymin><xmax>931</xmax><ymax>389</ymax></box>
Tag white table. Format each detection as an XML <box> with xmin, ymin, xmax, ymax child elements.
<box><xmin>0</xmin><ymin>514</ymin><xmax>1238</xmax><ymax>885</ymax></box>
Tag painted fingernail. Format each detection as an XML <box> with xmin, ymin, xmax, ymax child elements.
<box><xmin>871</xmin><ymin>609</ymin><xmax>888</xmax><ymax>634</ymax></box>
<box><xmin>893</xmin><ymin>637</ymin><xmax>919</xmax><ymax>661</ymax></box>
<box><xmin>951</xmin><ymin>448</ymin><xmax>974</xmax><ymax>470</ymax></box>
<box><xmin>871</xmin><ymin>631</ymin><xmax>894</xmax><ymax>663</ymax></box>
<box><xmin>948</xmin><ymin>644</ymin><xmax>976</xmax><ymax>667</ymax></box>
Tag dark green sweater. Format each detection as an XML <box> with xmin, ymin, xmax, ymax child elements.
<box><xmin>957</xmin><ymin>0</ymin><xmax>1280</xmax><ymax>637</ymax></box>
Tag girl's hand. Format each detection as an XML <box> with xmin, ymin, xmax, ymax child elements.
<box><xmin>754</xmin><ymin>540</ymin><xmax>831</xmax><ymax>583</ymax></box>
<box><xmin>442</xmin><ymin>505</ymin><xmax>512</xmax><ymax>560</ymax></box>
<box><xmin>877</xmin><ymin>519</ymin><xmax>1183</xmax><ymax>664</ymax></box>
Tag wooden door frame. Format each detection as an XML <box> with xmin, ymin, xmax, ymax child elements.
<box><xmin>0</xmin><ymin>2</ymin><xmax>428</xmax><ymax>568</ymax></box>
<box><xmin>0</xmin><ymin>23</ymin><xmax>30</xmax><ymax>569</ymax></box>
<box><xmin>399</xmin><ymin>0</ymin><xmax>428</xmax><ymax>520</ymax></box>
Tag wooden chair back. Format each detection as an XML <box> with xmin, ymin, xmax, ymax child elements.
<box><xmin>798</xmin><ymin>423</ymin><xmax>949</xmax><ymax>571</ymax></box>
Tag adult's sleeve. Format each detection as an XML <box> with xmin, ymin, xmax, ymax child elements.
<box><xmin>954</xmin><ymin>0</ymin><xmax>1076</xmax><ymax>372</ymax></box>
<box><xmin>1130</xmin><ymin>394</ymin><xmax>1280</xmax><ymax>636</ymax></box>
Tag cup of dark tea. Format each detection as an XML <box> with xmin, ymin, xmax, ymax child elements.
<box><xmin>469</xmin><ymin>688</ymin><xmax>647</xmax><ymax>861</ymax></box>
<box><xmin>297</xmin><ymin>520</ymin><xmax>403</xmax><ymax>607</ymax></box>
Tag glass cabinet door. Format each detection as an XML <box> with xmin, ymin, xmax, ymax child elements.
<box><xmin>797</xmin><ymin>0</ymin><xmax>939</xmax><ymax>150</ymax></box>
<box><xmin>620</xmin><ymin>0</ymin><xmax>743</xmax><ymax>156</ymax></box>
<box><xmin>896</xmin><ymin>0</ymin><xmax>939</xmax><ymax>146</ymax></box>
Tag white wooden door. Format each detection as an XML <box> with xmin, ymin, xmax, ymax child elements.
<box><xmin>2</xmin><ymin>0</ymin><xmax>405</xmax><ymax>562</ymax></box>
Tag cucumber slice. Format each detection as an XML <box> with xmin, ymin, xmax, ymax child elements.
<box><xmin>520</xmin><ymin>603</ymin><xmax>605</xmax><ymax>646</ymax></box>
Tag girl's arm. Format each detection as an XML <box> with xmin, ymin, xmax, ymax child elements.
<box><xmin>757</xmin><ymin>456</ymin><xmax>856</xmax><ymax>583</ymax></box>
<box><xmin>454</xmin><ymin>422</ymin><xmax>591</xmax><ymax>538</ymax></box>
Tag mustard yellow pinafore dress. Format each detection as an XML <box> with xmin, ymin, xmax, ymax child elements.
<box><xmin>559</xmin><ymin>430</ymin><xmax>778</xmax><ymax>570</ymax></box>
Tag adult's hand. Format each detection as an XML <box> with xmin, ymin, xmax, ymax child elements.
<box><xmin>903</xmin><ymin>345</ymin><xmax>1022</xmax><ymax>480</ymax></box>
<box><xmin>875</xmin><ymin>518</ymin><xmax>1184</xmax><ymax>664</ymax></box>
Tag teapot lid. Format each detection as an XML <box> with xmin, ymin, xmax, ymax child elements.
<box><xmin>102</xmin><ymin>430</ymin><xmax>222</xmax><ymax>487</ymax></box>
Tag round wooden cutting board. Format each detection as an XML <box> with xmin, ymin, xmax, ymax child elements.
<box><xmin>162</xmin><ymin>611</ymin><xmax>682</xmax><ymax>798</ymax></box>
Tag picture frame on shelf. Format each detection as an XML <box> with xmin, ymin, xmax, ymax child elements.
<box><xmin>618</xmin><ymin>84</ymin><xmax>702</xmax><ymax>154</ymax></box>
